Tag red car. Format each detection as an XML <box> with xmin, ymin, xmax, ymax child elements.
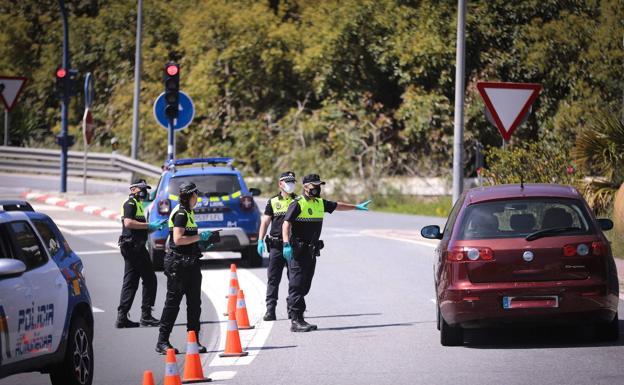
<box><xmin>421</xmin><ymin>184</ymin><xmax>620</xmax><ymax>346</ymax></box>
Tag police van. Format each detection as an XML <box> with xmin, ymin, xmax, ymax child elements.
<box><xmin>0</xmin><ymin>201</ymin><xmax>94</xmax><ymax>385</ymax></box>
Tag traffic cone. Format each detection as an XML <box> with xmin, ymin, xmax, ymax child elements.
<box><xmin>224</xmin><ymin>264</ymin><xmax>239</xmax><ymax>298</ymax></box>
<box><xmin>219</xmin><ymin>311</ymin><xmax>249</xmax><ymax>357</ymax></box>
<box><xmin>224</xmin><ymin>279</ymin><xmax>238</xmax><ymax>316</ymax></box>
<box><xmin>235</xmin><ymin>290</ymin><xmax>254</xmax><ymax>330</ymax></box>
<box><xmin>163</xmin><ymin>348</ymin><xmax>182</xmax><ymax>385</ymax></box>
<box><xmin>142</xmin><ymin>370</ymin><xmax>155</xmax><ymax>385</ymax></box>
<box><xmin>181</xmin><ymin>331</ymin><xmax>212</xmax><ymax>383</ymax></box>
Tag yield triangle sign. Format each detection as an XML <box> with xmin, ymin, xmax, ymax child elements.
<box><xmin>0</xmin><ymin>76</ymin><xmax>28</xmax><ymax>111</ymax></box>
<box><xmin>477</xmin><ymin>82</ymin><xmax>541</xmax><ymax>141</ymax></box>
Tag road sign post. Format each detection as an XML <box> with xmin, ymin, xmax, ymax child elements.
<box><xmin>0</xmin><ymin>76</ymin><xmax>28</xmax><ymax>146</ymax></box>
<box><xmin>82</xmin><ymin>73</ymin><xmax>95</xmax><ymax>194</ymax></box>
<box><xmin>477</xmin><ymin>82</ymin><xmax>542</xmax><ymax>145</ymax></box>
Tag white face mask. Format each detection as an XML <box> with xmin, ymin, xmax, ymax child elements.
<box><xmin>282</xmin><ymin>182</ymin><xmax>296</xmax><ymax>194</ymax></box>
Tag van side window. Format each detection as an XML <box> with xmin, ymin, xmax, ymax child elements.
<box><xmin>8</xmin><ymin>221</ymin><xmax>48</xmax><ymax>270</ymax></box>
<box><xmin>0</xmin><ymin>225</ymin><xmax>14</xmax><ymax>259</ymax></box>
<box><xmin>33</xmin><ymin>219</ymin><xmax>62</xmax><ymax>257</ymax></box>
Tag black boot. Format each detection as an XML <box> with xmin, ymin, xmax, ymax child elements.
<box><xmin>290</xmin><ymin>315</ymin><xmax>314</xmax><ymax>332</ymax></box>
<box><xmin>155</xmin><ymin>340</ymin><xmax>179</xmax><ymax>355</ymax></box>
<box><xmin>115</xmin><ymin>311</ymin><xmax>140</xmax><ymax>328</ymax></box>
<box><xmin>196</xmin><ymin>341</ymin><xmax>208</xmax><ymax>354</ymax></box>
<box><xmin>140</xmin><ymin>308</ymin><xmax>160</xmax><ymax>327</ymax></box>
<box><xmin>263</xmin><ymin>307</ymin><xmax>276</xmax><ymax>321</ymax></box>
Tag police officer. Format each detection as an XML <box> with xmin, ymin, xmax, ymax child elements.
<box><xmin>257</xmin><ymin>171</ymin><xmax>297</xmax><ymax>321</ymax></box>
<box><xmin>116</xmin><ymin>179</ymin><xmax>166</xmax><ymax>328</ymax></box>
<box><xmin>156</xmin><ymin>182</ymin><xmax>219</xmax><ymax>354</ymax></box>
<box><xmin>282</xmin><ymin>174</ymin><xmax>371</xmax><ymax>332</ymax></box>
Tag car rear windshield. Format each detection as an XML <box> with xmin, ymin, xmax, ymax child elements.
<box><xmin>457</xmin><ymin>198</ymin><xmax>593</xmax><ymax>240</ymax></box>
<box><xmin>169</xmin><ymin>175</ymin><xmax>241</xmax><ymax>197</ymax></box>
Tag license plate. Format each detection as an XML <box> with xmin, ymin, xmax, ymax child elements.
<box><xmin>503</xmin><ymin>296</ymin><xmax>559</xmax><ymax>309</ymax></box>
<box><xmin>195</xmin><ymin>213</ymin><xmax>223</xmax><ymax>222</ymax></box>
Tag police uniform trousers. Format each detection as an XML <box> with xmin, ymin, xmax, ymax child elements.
<box><xmin>266</xmin><ymin>246</ymin><xmax>290</xmax><ymax>311</ymax></box>
<box><xmin>118</xmin><ymin>242</ymin><xmax>157</xmax><ymax>314</ymax></box>
<box><xmin>158</xmin><ymin>263</ymin><xmax>202</xmax><ymax>341</ymax></box>
<box><xmin>286</xmin><ymin>244</ymin><xmax>317</xmax><ymax>317</ymax></box>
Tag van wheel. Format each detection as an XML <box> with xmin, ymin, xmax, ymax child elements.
<box><xmin>50</xmin><ymin>316</ymin><xmax>94</xmax><ymax>385</ymax></box>
<box><xmin>595</xmin><ymin>312</ymin><xmax>619</xmax><ymax>342</ymax></box>
<box><xmin>440</xmin><ymin>315</ymin><xmax>463</xmax><ymax>346</ymax></box>
<box><xmin>241</xmin><ymin>246</ymin><xmax>263</xmax><ymax>267</ymax></box>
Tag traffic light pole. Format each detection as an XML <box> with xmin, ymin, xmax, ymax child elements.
<box><xmin>167</xmin><ymin>118</ymin><xmax>174</xmax><ymax>162</ymax></box>
<box><xmin>58</xmin><ymin>0</ymin><xmax>70</xmax><ymax>193</ymax></box>
<box><xmin>131</xmin><ymin>0</ymin><xmax>143</xmax><ymax>160</ymax></box>
<box><xmin>452</xmin><ymin>0</ymin><xmax>466</xmax><ymax>204</ymax></box>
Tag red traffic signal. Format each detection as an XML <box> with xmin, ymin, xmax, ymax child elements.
<box><xmin>56</xmin><ymin>67</ymin><xmax>67</xmax><ymax>78</ymax></box>
<box><xmin>166</xmin><ymin>65</ymin><xmax>179</xmax><ymax>76</ymax></box>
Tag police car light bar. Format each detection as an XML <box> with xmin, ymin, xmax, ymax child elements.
<box><xmin>0</xmin><ymin>200</ymin><xmax>34</xmax><ymax>212</ymax></box>
<box><xmin>170</xmin><ymin>157</ymin><xmax>234</xmax><ymax>167</ymax></box>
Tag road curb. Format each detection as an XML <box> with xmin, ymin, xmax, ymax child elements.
<box><xmin>21</xmin><ymin>190</ymin><xmax>122</xmax><ymax>222</ymax></box>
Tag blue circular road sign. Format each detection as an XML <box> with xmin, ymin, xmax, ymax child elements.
<box><xmin>153</xmin><ymin>91</ymin><xmax>195</xmax><ymax>131</ymax></box>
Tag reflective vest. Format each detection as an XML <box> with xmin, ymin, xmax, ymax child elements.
<box><xmin>295</xmin><ymin>197</ymin><xmax>324</xmax><ymax>222</ymax></box>
<box><xmin>168</xmin><ymin>205</ymin><xmax>197</xmax><ymax>231</ymax></box>
<box><xmin>121</xmin><ymin>197</ymin><xmax>145</xmax><ymax>221</ymax></box>
<box><xmin>270</xmin><ymin>195</ymin><xmax>295</xmax><ymax>216</ymax></box>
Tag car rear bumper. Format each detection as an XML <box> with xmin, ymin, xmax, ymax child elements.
<box><xmin>439</xmin><ymin>281</ymin><xmax>619</xmax><ymax>328</ymax></box>
<box><xmin>198</xmin><ymin>227</ymin><xmax>256</xmax><ymax>251</ymax></box>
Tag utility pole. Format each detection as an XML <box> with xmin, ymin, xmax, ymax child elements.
<box><xmin>58</xmin><ymin>0</ymin><xmax>70</xmax><ymax>193</ymax></box>
<box><xmin>452</xmin><ymin>0</ymin><xmax>466</xmax><ymax>204</ymax></box>
<box><xmin>131</xmin><ymin>0</ymin><xmax>143</xmax><ymax>160</ymax></box>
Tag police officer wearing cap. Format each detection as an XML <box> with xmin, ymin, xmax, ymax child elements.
<box><xmin>282</xmin><ymin>174</ymin><xmax>371</xmax><ymax>332</ymax></box>
<box><xmin>116</xmin><ymin>179</ymin><xmax>166</xmax><ymax>328</ymax></box>
<box><xmin>156</xmin><ymin>181</ymin><xmax>220</xmax><ymax>354</ymax></box>
<box><xmin>257</xmin><ymin>171</ymin><xmax>297</xmax><ymax>321</ymax></box>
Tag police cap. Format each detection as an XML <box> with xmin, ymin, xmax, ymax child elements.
<box><xmin>130</xmin><ymin>178</ymin><xmax>151</xmax><ymax>190</ymax></box>
<box><xmin>279</xmin><ymin>171</ymin><xmax>296</xmax><ymax>183</ymax></box>
<box><xmin>302</xmin><ymin>174</ymin><xmax>326</xmax><ymax>185</ymax></box>
<box><xmin>179</xmin><ymin>181</ymin><xmax>199</xmax><ymax>196</ymax></box>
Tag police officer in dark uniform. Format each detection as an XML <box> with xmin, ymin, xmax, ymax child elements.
<box><xmin>116</xmin><ymin>179</ymin><xmax>166</xmax><ymax>328</ymax></box>
<box><xmin>257</xmin><ymin>171</ymin><xmax>297</xmax><ymax>321</ymax></box>
<box><xmin>282</xmin><ymin>174</ymin><xmax>371</xmax><ymax>332</ymax></box>
<box><xmin>156</xmin><ymin>182</ymin><xmax>220</xmax><ymax>354</ymax></box>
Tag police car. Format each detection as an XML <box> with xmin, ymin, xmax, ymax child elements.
<box><xmin>0</xmin><ymin>201</ymin><xmax>93</xmax><ymax>385</ymax></box>
<box><xmin>146</xmin><ymin>157</ymin><xmax>263</xmax><ymax>269</ymax></box>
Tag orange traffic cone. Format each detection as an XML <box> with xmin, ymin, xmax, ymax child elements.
<box><xmin>142</xmin><ymin>370</ymin><xmax>155</xmax><ymax>385</ymax></box>
<box><xmin>224</xmin><ymin>279</ymin><xmax>238</xmax><ymax>316</ymax></box>
<box><xmin>181</xmin><ymin>331</ymin><xmax>212</xmax><ymax>384</ymax></box>
<box><xmin>163</xmin><ymin>348</ymin><xmax>182</xmax><ymax>385</ymax></box>
<box><xmin>219</xmin><ymin>311</ymin><xmax>249</xmax><ymax>357</ymax></box>
<box><xmin>235</xmin><ymin>290</ymin><xmax>254</xmax><ymax>330</ymax></box>
<box><xmin>224</xmin><ymin>264</ymin><xmax>239</xmax><ymax>298</ymax></box>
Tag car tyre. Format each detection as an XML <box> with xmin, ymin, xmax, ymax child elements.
<box><xmin>50</xmin><ymin>315</ymin><xmax>94</xmax><ymax>385</ymax></box>
<box><xmin>241</xmin><ymin>246</ymin><xmax>263</xmax><ymax>267</ymax></box>
<box><xmin>440</xmin><ymin>315</ymin><xmax>463</xmax><ymax>346</ymax></box>
<box><xmin>595</xmin><ymin>312</ymin><xmax>619</xmax><ymax>342</ymax></box>
<box><xmin>149</xmin><ymin>245</ymin><xmax>165</xmax><ymax>271</ymax></box>
<box><xmin>436</xmin><ymin>303</ymin><xmax>441</xmax><ymax>331</ymax></box>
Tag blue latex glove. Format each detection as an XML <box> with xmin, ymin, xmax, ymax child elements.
<box><xmin>257</xmin><ymin>240</ymin><xmax>266</xmax><ymax>255</ymax></box>
<box><xmin>147</xmin><ymin>219</ymin><xmax>167</xmax><ymax>232</ymax></box>
<box><xmin>283</xmin><ymin>242</ymin><xmax>293</xmax><ymax>262</ymax></box>
<box><xmin>355</xmin><ymin>200</ymin><xmax>372</xmax><ymax>211</ymax></box>
<box><xmin>199</xmin><ymin>231</ymin><xmax>212</xmax><ymax>242</ymax></box>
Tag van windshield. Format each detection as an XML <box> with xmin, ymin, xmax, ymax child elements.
<box><xmin>168</xmin><ymin>175</ymin><xmax>241</xmax><ymax>197</ymax></box>
<box><xmin>457</xmin><ymin>198</ymin><xmax>593</xmax><ymax>240</ymax></box>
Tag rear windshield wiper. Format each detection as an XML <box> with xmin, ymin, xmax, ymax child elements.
<box><xmin>525</xmin><ymin>227</ymin><xmax>582</xmax><ymax>241</ymax></box>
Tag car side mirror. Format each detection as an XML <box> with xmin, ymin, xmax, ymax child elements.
<box><xmin>597</xmin><ymin>218</ymin><xmax>613</xmax><ymax>231</ymax></box>
<box><xmin>0</xmin><ymin>259</ymin><xmax>27</xmax><ymax>279</ymax></box>
<box><xmin>249</xmin><ymin>188</ymin><xmax>261</xmax><ymax>197</ymax></box>
<box><xmin>421</xmin><ymin>225</ymin><xmax>442</xmax><ymax>240</ymax></box>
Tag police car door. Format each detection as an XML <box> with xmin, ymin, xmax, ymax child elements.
<box><xmin>0</xmin><ymin>223</ymin><xmax>31</xmax><ymax>366</ymax></box>
<box><xmin>6</xmin><ymin>220</ymin><xmax>68</xmax><ymax>361</ymax></box>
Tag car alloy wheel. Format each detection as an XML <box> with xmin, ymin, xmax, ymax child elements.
<box><xmin>72</xmin><ymin>328</ymin><xmax>91</xmax><ymax>384</ymax></box>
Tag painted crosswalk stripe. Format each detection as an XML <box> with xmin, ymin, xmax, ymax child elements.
<box><xmin>75</xmin><ymin>250</ymin><xmax>119</xmax><ymax>255</ymax></box>
<box><xmin>92</xmin><ymin>306</ymin><xmax>105</xmax><ymax>313</ymax></box>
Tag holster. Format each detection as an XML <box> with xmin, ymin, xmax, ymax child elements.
<box><xmin>291</xmin><ymin>238</ymin><xmax>324</xmax><ymax>257</ymax></box>
<box><xmin>265</xmin><ymin>235</ymin><xmax>283</xmax><ymax>253</ymax></box>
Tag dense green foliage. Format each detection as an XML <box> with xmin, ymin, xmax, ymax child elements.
<box><xmin>1</xmin><ymin>0</ymin><xmax>622</xmax><ymax>189</ymax></box>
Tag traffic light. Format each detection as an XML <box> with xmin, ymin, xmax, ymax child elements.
<box><xmin>163</xmin><ymin>62</ymin><xmax>179</xmax><ymax>119</ymax></box>
<box><xmin>55</xmin><ymin>66</ymin><xmax>78</xmax><ymax>97</ymax></box>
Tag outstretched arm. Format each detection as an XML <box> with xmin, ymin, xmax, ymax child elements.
<box><xmin>335</xmin><ymin>200</ymin><xmax>372</xmax><ymax>212</ymax></box>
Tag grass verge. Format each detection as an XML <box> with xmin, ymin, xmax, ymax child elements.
<box><xmin>371</xmin><ymin>194</ymin><xmax>452</xmax><ymax>217</ymax></box>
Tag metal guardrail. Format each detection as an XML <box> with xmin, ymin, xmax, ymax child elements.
<box><xmin>0</xmin><ymin>146</ymin><xmax>162</xmax><ymax>182</ymax></box>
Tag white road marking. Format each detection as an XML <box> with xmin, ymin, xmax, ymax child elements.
<box><xmin>105</xmin><ymin>242</ymin><xmax>120</xmax><ymax>249</ymax></box>
<box><xmin>430</xmin><ymin>299</ymin><xmax>436</xmax><ymax>304</ymax></box>
<box><xmin>75</xmin><ymin>249</ymin><xmax>119</xmax><ymax>255</ymax></box>
<box><xmin>200</xmin><ymin>267</ymin><xmax>272</xmax><ymax>367</ymax></box>
<box><xmin>32</xmin><ymin>204</ymin><xmax>67</xmax><ymax>212</ymax></box>
<box><xmin>207</xmin><ymin>371</ymin><xmax>237</xmax><ymax>381</ymax></box>
<box><xmin>92</xmin><ymin>306</ymin><xmax>105</xmax><ymax>313</ymax></box>
<box><xmin>55</xmin><ymin>219</ymin><xmax>119</xmax><ymax>228</ymax></box>
<box><xmin>60</xmin><ymin>228</ymin><xmax>119</xmax><ymax>235</ymax></box>
<box><xmin>360</xmin><ymin>229</ymin><xmax>438</xmax><ymax>248</ymax></box>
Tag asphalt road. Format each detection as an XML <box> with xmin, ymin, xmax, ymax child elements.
<box><xmin>1</xmin><ymin>178</ymin><xmax>623</xmax><ymax>385</ymax></box>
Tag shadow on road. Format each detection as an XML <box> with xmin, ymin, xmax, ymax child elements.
<box><xmin>202</xmin><ymin>345</ymin><xmax>297</xmax><ymax>354</ymax></box>
<box><xmin>199</xmin><ymin>257</ymin><xmax>268</xmax><ymax>270</ymax></box>
<box><xmin>317</xmin><ymin>322</ymin><xmax>414</xmax><ymax>331</ymax></box>
<box><xmin>464</xmin><ymin>320</ymin><xmax>624</xmax><ymax>349</ymax></box>
<box><xmin>173</xmin><ymin>320</ymin><xmax>225</xmax><ymax>327</ymax></box>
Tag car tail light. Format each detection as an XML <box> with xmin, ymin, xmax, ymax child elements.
<box><xmin>447</xmin><ymin>247</ymin><xmax>494</xmax><ymax>262</ymax></box>
<box><xmin>240</xmin><ymin>196</ymin><xmax>254</xmax><ymax>211</ymax></box>
<box><xmin>158</xmin><ymin>199</ymin><xmax>171</xmax><ymax>215</ymax></box>
<box><xmin>591</xmin><ymin>241</ymin><xmax>607</xmax><ymax>256</ymax></box>
<box><xmin>563</xmin><ymin>243</ymin><xmax>598</xmax><ymax>257</ymax></box>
